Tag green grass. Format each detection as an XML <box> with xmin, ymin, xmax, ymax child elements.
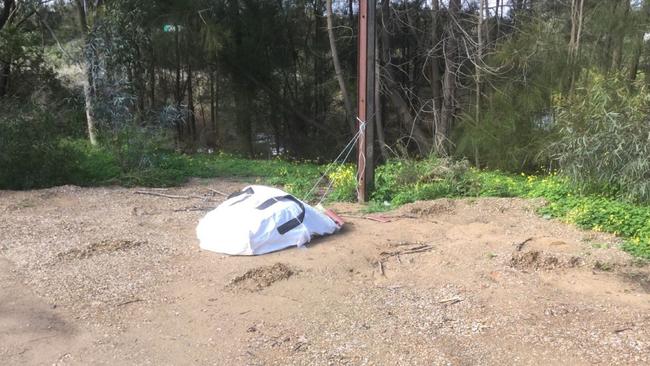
<box><xmin>2</xmin><ymin>141</ymin><xmax>648</xmax><ymax>260</ymax></box>
<box><xmin>341</xmin><ymin>157</ymin><xmax>650</xmax><ymax>260</ymax></box>
<box><xmin>58</xmin><ymin>141</ymin><xmax>325</xmax><ymax>200</ymax></box>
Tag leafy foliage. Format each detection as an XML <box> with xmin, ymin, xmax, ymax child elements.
<box><xmin>550</xmin><ymin>75</ymin><xmax>650</xmax><ymax>203</ymax></box>
<box><xmin>0</xmin><ymin>103</ymin><xmax>85</xmax><ymax>189</ymax></box>
<box><xmin>367</xmin><ymin>158</ymin><xmax>650</xmax><ymax>259</ymax></box>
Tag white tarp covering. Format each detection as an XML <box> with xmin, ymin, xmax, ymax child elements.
<box><xmin>196</xmin><ymin>185</ymin><xmax>340</xmax><ymax>255</ymax></box>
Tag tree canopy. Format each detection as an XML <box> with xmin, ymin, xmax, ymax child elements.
<box><xmin>1</xmin><ymin>0</ymin><xmax>649</xmax><ymax>202</ymax></box>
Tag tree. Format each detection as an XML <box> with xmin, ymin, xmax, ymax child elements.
<box><xmin>74</xmin><ymin>0</ymin><xmax>101</xmax><ymax>145</ymax></box>
<box><xmin>326</xmin><ymin>0</ymin><xmax>354</xmax><ymax>134</ymax></box>
<box><xmin>438</xmin><ymin>0</ymin><xmax>461</xmax><ymax>156</ymax></box>
<box><xmin>0</xmin><ymin>0</ymin><xmax>16</xmax><ymax>97</ymax></box>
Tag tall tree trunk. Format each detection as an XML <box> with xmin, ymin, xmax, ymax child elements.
<box><xmin>438</xmin><ymin>0</ymin><xmax>461</xmax><ymax>156</ymax></box>
<box><xmin>234</xmin><ymin>83</ymin><xmax>253</xmax><ymax>157</ymax></box>
<box><xmin>568</xmin><ymin>0</ymin><xmax>585</xmax><ymax>92</ymax></box>
<box><xmin>0</xmin><ymin>0</ymin><xmax>14</xmax><ymax>30</ymax></box>
<box><xmin>326</xmin><ymin>0</ymin><xmax>355</xmax><ymax>134</ymax></box>
<box><xmin>611</xmin><ymin>0</ymin><xmax>630</xmax><ymax>72</ymax></box>
<box><xmin>187</xmin><ymin>60</ymin><xmax>196</xmax><ymax>142</ymax></box>
<box><xmin>495</xmin><ymin>0</ymin><xmax>500</xmax><ymax>35</ymax></box>
<box><xmin>0</xmin><ymin>0</ymin><xmax>14</xmax><ymax>97</ymax></box>
<box><xmin>0</xmin><ymin>60</ymin><xmax>9</xmax><ymax>97</ymax></box>
<box><xmin>348</xmin><ymin>0</ymin><xmax>354</xmax><ymax>28</ymax></box>
<box><xmin>482</xmin><ymin>0</ymin><xmax>490</xmax><ymax>47</ymax></box>
<box><xmin>475</xmin><ymin>0</ymin><xmax>485</xmax><ymax>166</ymax></box>
<box><xmin>174</xmin><ymin>28</ymin><xmax>183</xmax><ymax>141</ymax></box>
<box><xmin>477</xmin><ymin>0</ymin><xmax>484</xmax><ymax>123</ymax></box>
<box><xmin>628</xmin><ymin>31</ymin><xmax>643</xmax><ymax>84</ymax></box>
<box><xmin>313</xmin><ymin>0</ymin><xmax>322</xmax><ymax>126</ymax></box>
<box><xmin>210</xmin><ymin>65</ymin><xmax>218</xmax><ymax>144</ymax></box>
<box><xmin>81</xmin><ymin>49</ymin><xmax>98</xmax><ymax>145</ymax></box>
<box><xmin>430</xmin><ymin>0</ymin><xmax>443</xmax><ymax>141</ymax></box>
<box><xmin>375</xmin><ymin>42</ymin><xmax>388</xmax><ymax>161</ymax></box>
<box><xmin>149</xmin><ymin>44</ymin><xmax>155</xmax><ymax>110</ymax></box>
<box><xmin>75</xmin><ymin>0</ymin><xmax>98</xmax><ymax>145</ymax></box>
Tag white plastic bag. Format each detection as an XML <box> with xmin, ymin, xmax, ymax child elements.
<box><xmin>196</xmin><ymin>185</ymin><xmax>340</xmax><ymax>255</ymax></box>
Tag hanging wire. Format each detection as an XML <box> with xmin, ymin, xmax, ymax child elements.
<box><xmin>302</xmin><ymin>117</ymin><xmax>366</xmax><ymax>204</ymax></box>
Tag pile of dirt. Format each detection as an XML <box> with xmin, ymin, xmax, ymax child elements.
<box><xmin>394</xmin><ymin>199</ymin><xmax>455</xmax><ymax>218</ymax></box>
<box><xmin>229</xmin><ymin>262</ymin><xmax>296</xmax><ymax>291</ymax></box>
<box><xmin>510</xmin><ymin>250</ymin><xmax>583</xmax><ymax>270</ymax></box>
<box><xmin>621</xmin><ymin>271</ymin><xmax>650</xmax><ymax>293</ymax></box>
<box><xmin>57</xmin><ymin>239</ymin><xmax>145</xmax><ymax>261</ymax></box>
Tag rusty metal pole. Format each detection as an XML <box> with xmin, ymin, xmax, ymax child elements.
<box><xmin>357</xmin><ymin>0</ymin><xmax>368</xmax><ymax>202</ymax></box>
<box><xmin>357</xmin><ymin>0</ymin><xmax>375</xmax><ymax>203</ymax></box>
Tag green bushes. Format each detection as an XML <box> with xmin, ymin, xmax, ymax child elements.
<box><xmin>0</xmin><ymin>109</ymin><xmax>84</xmax><ymax>189</ymax></box>
<box><xmin>372</xmin><ymin>157</ymin><xmax>477</xmax><ymax>205</ymax></box>
<box><xmin>550</xmin><ymin>76</ymin><xmax>650</xmax><ymax>204</ymax></box>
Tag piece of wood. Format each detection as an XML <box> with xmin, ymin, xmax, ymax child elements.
<box><xmin>389</xmin><ymin>241</ymin><xmax>426</xmax><ymax>247</ymax></box>
<box><xmin>613</xmin><ymin>327</ymin><xmax>632</xmax><ymax>334</ymax></box>
<box><xmin>438</xmin><ymin>297</ymin><xmax>463</xmax><ymax>305</ymax></box>
<box><xmin>173</xmin><ymin>207</ymin><xmax>213</xmax><ymax>212</ymax></box>
<box><xmin>208</xmin><ymin>188</ymin><xmax>228</xmax><ymax>196</ymax></box>
<box><xmin>135</xmin><ymin>191</ymin><xmax>193</xmax><ymax>199</ymax></box>
<box><xmin>365</xmin><ymin>215</ymin><xmax>392</xmax><ymax>223</ymax></box>
<box><xmin>116</xmin><ymin>298</ymin><xmax>143</xmax><ymax>307</ymax></box>
<box><xmin>380</xmin><ymin>244</ymin><xmax>433</xmax><ymax>258</ymax></box>
<box><xmin>135</xmin><ymin>191</ymin><xmax>220</xmax><ymax>202</ymax></box>
<box><xmin>515</xmin><ymin>237</ymin><xmax>533</xmax><ymax>251</ymax></box>
<box><xmin>324</xmin><ymin>209</ymin><xmax>345</xmax><ymax>227</ymax></box>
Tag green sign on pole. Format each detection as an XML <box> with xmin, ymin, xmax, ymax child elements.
<box><xmin>163</xmin><ymin>24</ymin><xmax>181</xmax><ymax>32</ymax></box>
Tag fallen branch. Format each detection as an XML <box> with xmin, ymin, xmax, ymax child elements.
<box><xmin>208</xmin><ymin>188</ymin><xmax>228</xmax><ymax>197</ymax></box>
<box><xmin>135</xmin><ymin>191</ymin><xmax>193</xmax><ymax>199</ymax></box>
<box><xmin>613</xmin><ymin>327</ymin><xmax>632</xmax><ymax>334</ymax></box>
<box><xmin>515</xmin><ymin>237</ymin><xmax>534</xmax><ymax>251</ymax></box>
<box><xmin>381</xmin><ymin>244</ymin><xmax>433</xmax><ymax>258</ymax></box>
<box><xmin>389</xmin><ymin>241</ymin><xmax>426</xmax><ymax>247</ymax></box>
<box><xmin>340</xmin><ymin>213</ymin><xmax>418</xmax><ymax>222</ymax></box>
<box><xmin>438</xmin><ymin>297</ymin><xmax>463</xmax><ymax>305</ymax></box>
<box><xmin>135</xmin><ymin>190</ymin><xmax>221</xmax><ymax>203</ymax></box>
<box><xmin>116</xmin><ymin>298</ymin><xmax>143</xmax><ymax>307</ymax></box>
<box><xmin>173</xmin><ymin>206</ymin><xmax>213</xmax><ymax>212</ymax></box>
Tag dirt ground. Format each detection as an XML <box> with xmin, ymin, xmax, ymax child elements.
<box><xmin>1</xmin><ymin>178</ymin><xmax>649</xmax><ymax>365</ymax></box>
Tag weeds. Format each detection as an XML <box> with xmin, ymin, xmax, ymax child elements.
<box><xmin>1</xmin><ymin>142</ymin><xmax>648</xmax><ymax>260</ymax></box>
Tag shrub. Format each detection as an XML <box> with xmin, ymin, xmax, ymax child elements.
<box><xmin>327</xmin><ymin>164</ymin><xmax>357</xmax><ymax>202</ymax></box>
<box><xmin>372</xmin><ymin>156</ymin><xmax>475</xmax><ymax>205</ymax></box>
<box><xmin>0</xmin><ymin>108</ymin><xmax>82</xmax><ymax>189</ymax></box>
<box><xmin>550</xmin><ymin>75</ymin><xmax>650</xmax><ymax>203</ymax></box>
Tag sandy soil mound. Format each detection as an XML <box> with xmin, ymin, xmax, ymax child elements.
<box><xmin>57</xmin><ymin>239</ymin><xmax>145</xmax><ymax>261</ymax></box>
<box><xmin>229</xmin><ymin>263</ymin><xmax>296</xmax><ymax>291</ymax></box>
<box><xmin>393</xmin><ymin>198</ymin><xmax>456</xmax><ymax>217</ymax></box>
<box><xmin>510</xmin><ymin>250</ymin><xmax>583</xmax><ymax>270</ymax></box>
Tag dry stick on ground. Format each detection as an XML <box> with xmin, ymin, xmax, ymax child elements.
<box><xmin>438</xmin><ymin>297</ymin><xmax>463</xmax><ymax>305</ymax></box>
<box><xmin>173</xmin><ymin>206</ymin><xmax>213</xmax><ymax>212</ymax></box>
<box><xmin>116</xmin><ymin>298</ymin><xmax>143</xmax><ymax>307</ymax></box>
<box><xmin>135</xmin><ymin>191</ymin><xmax>194</xmax><ymax>199</ymax></box>
<box><xmin>340</xmin><ymin>214</ymin><xmax>419</xmax><ymax>221</ymax></box>
<box><xmin>135</xmin><ymin>191</ymin><xmax>220</xmax><ymax>202</ymax></box>
<box><xmin>389</xmin><ymin>241</ymin><xmax>427</xmax><ymax>247</ymax></box>
<box><xmin>516</xmin><ymin>237</ymin><xmax>534</xmax><ymax>251</ymax></box>
<box><xmin>381</xmin><ymin>244</ymin><xmax>434</xmax><ymax>258</ymax></box>
<box><xmin>208</xmin><ymin>188</ymin><xmax>228</xmax><ymax>197</ymax></box>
